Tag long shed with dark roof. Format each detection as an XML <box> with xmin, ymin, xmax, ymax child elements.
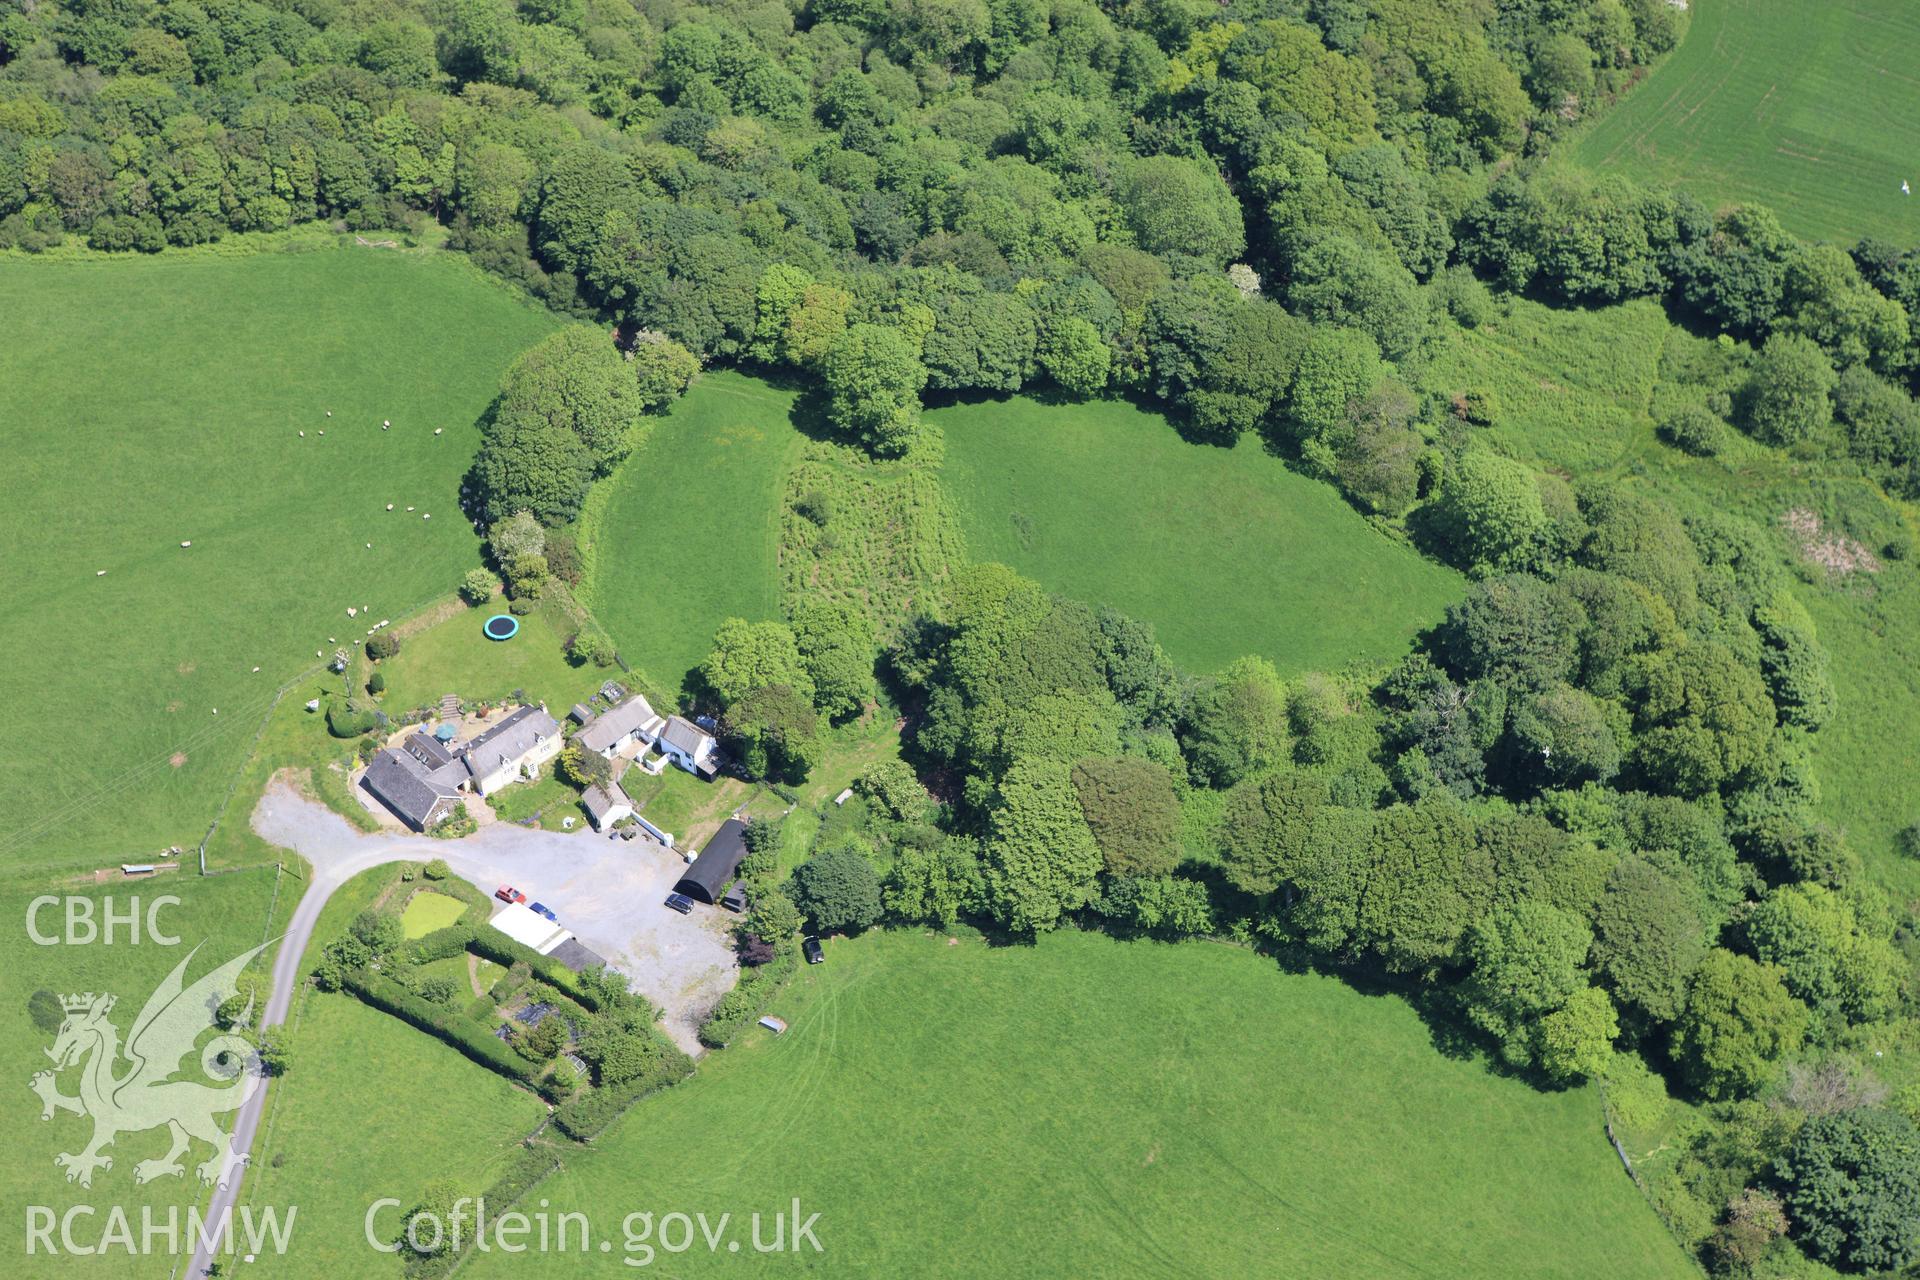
<box><xmin>673</xmin><ymin>818</ymin><xmax>750</xmax><ymax>904</ymax></box>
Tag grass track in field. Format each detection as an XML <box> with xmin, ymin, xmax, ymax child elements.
<box><xmin>937</xmin><ymin>394</ymin><xmax>1462</xmax><ymax>674</ymax></box>
<box><xmin>1571</xmin><ymin>0</ymin><xmax>1920</xmax><ymax>243</ymax></box>
<box><xmin>0</xmin><ymin>251</ymin><xmax>558</xmax><ymax>871</ymax></box>
<box><xmin>457</xmin><ymin>929</ymin><xmax>1696</xmax><ymax>1279</ymax></box>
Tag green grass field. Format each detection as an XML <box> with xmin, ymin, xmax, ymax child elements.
<box><xmin>455</xmin><ymin>929</ymin><xmax>1693</xmax><ymax>1279</ymax></box>
<box><xmin>1426</xmin><ymin>297</ymin><xmax>1674</xmax><ymax>477</ymax></box>
<box><xmin>3</xmin><ymin>866</ymin><xmax>286</xmax><ymax>1277</ymax></box>
<box><xmin>242</xmin><ymin>993</ymin><xmax>548</xmax><ymax>1280</ymax></box>
<box><xmin>582</xmin><ymin>371</ymin><xmax>801</xmax><ymax>694</ymax></box>
<box><xmin>372</xmin><ymin>599</ymin><xmax>600</xmax><ymax>716</ymax></box>
<box><xmin>0</xmin><ymin>250</ymin><xmax>558</xmax><ymax>872</ymax></box>
<box><xmin>938</xmin><ymin>395</ymin><xmax>1462</xmax><ymax>674</ymax></box>
<box><xmin>1805</xmin><ymin>575</ymin><xmax>1920</xmax><ymax>902</ymax></box>
<box><xmin>1426</xmin><ymin>294</ymin><xmax>1920</xmax><ymax>890</ymax></box>
<box><xmin>1572</xmin><ymin>0</ymin><xmax>1920</xmax><ymax>243</ymax></box>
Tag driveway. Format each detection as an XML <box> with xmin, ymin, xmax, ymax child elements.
<box><xmin>187</xmin><ymin>779</ymin><xmax>737</xmax><ymax>1275</ymax></box>
<box><xmin>252</xmin><ymin>778</ymin><xmax>740</xmax><ymax>1051</ymax></box>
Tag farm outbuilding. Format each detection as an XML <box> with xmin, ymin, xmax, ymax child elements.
<box><xmin>673</xmin><ymin>817</ymin><xmax>750</xmax><ymax>905</ymax></box>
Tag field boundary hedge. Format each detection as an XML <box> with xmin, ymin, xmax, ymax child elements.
<box><xmin>697</xmin><ymin>947</ymin><xmax>798</xmax><ymax>1048</ymax></box>
<box><xmin>340</xmin><ymin>965</ymin><xmax>566</xmax><ymax>1101</ymax></box>
<box><xmin>407</xmin><ymin>922</ymin><xmax>604</xmax><ymax>1009</ymax></box>
<box><xmin>550</xmin><ymin>1047</ymin><xmax>695</xmax><ymax>1142</ymax></box>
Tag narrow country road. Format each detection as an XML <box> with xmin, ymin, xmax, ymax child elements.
<box><xmin>183</xmin><ymin>821</ymin><xmax>412</xmax><ymax>1276</ymax></box>
<box><xmin>185</xmin><ymin>779</ymin><xmax>734</xmax><ymax>1276</ymax></box>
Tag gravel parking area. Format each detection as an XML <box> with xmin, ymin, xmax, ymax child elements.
<box><xmin>253</xmin><ymin>779</ymin><xmax>740</xmax><ymax>1053</ymax></box>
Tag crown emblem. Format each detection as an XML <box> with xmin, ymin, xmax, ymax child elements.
<box><xmin>60</xmin><ymin>992</ymin><xmax>114</xmax><ymax>1014</ymax></box>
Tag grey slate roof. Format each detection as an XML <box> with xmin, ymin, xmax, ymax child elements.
<box><xmin>548</xmin><ymin>939</ymin><xmax>606</xmax><ymax>973</ymax></box>
<box><xmin>362</xmin><ymin>748</ymin><xmax>460</xmax><ymax>829</ymax></box>
<box><xmin>460</xmin><ymin>704</ymin><xmax>559</xmax><ymax>779</ymax></box>
<box><xmin>659</xmin><ymin>715</ymin><xmax>712</xmax><ymax>756</ymax></box>
<box><xmin>582</xmin><ymin>782</ymin><xmax>631</xmax><ymax>823</ymax></box>
<box><xmin>576</xmin><ymin>695</ymin><xmax>657</xmax><ymax>754</ymax></box>
<box><xmin>401</xmin><ymin>730</ymin><xmax>457</xmax><ymax>770</ymax></box>
<box><xmin>569</xmin><ymin>703</ymin><xmax>595</xmax><ymax>725</ymax></box>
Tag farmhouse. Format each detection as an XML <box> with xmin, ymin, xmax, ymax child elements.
<box><xmin>657</xmin><ymin>715</ymin><xmax>720</xmax><ymax>779</ymax></box>
<box><xmin>673</xmin><ymin>817</ymin><xmax>750</xmax><ymax>904</ymax></box>
<box><xmin>575</xmin><ymin>694</ymin><xmax>721</xmax><ymax>780</ymax></box>
<box><xmin>460</xmin><ymin>704</ymin><xmax>563</xmax><ymax>795</ymax></box>
<box><xmin>360</xmin><ymin>704</ymin><xmax>564</xmax><ymax>828</ymax></box>
<box><xmin>360</xmin><ymin>747</ymin><xmax>463</xmax><ymax>831</ymax></box>
<box><xmin>575</xmin><ymin>693</ymin><xmax>660</xmax><ymax>758</ymax></box>
<box><xmin>582</xmin><ymin>781</ymin><xmax>634</xmax><ymax>832</ymax></box>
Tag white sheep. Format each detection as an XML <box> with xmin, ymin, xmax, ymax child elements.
<box><xmin>180</xmin><ymin>541</ymin><xmax>192</xmax><ymax>548</ymax></box>
<box><xmin>386</xmin><ymin>503</ymin><xmax>394</xmax><ymax>511</ymax></box>
<box><xmin>96</xmin><ymin>570</ymin><xmax>106</xmax><ymax>577</ymax></box>
<box><xmin>298</xmin><ymin>430</ymin><xmax>305</xmax><ymax>438</ymax></box>
<box><xmin>434</xmin><ymin>428</ymin><xmax>443</xmax><ymax>436</ymax></box>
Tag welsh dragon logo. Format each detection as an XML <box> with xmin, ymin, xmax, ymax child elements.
<box><xmin>30</xmin><ymin>941</ymin><xmax>270</xmax><ymax>1190</ymax></box>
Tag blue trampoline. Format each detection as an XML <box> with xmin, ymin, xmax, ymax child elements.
<box><xmin>483</xmin><ymin>614</ymin><xmax>519</xmax><ymax>641</ymax></box>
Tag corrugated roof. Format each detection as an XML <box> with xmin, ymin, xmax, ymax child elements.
<box><xmin>674</xmin><ymin>817</ymin><xmax>750</xmax><ymax>904</ymax></box>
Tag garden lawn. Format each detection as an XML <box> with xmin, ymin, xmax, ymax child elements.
<box><xmin>0</xmin><ymin>250</ymin><xmax>558</xmax><ymax>873</ymax></box>
<box><xmin>460</xmin><ymin>929</ymin><xmax>1695</xmax><ymax>1279</ymax></box>
<box><xmin>2</xmin><ymin>865</ymin><xmax>285</xmax><ymax>1278</ymax></box>
<box><xmin>371</xmin><ymin>600</ymin><xmax>599</xmax><ymax>717</ymax></box>
<box><xmin>240</xmin><ymin>992</ymin><xmax>548</xmax><ymax>1280</ymax></box>
<box><xmin>485</xmin><ymin>773</ymin><xmax>587</xmax><ymax>830</ymax></box>
<box><xmin>1570</xmin><ymin>0</ymin><xmax>1920</xmax><ymax>244</ymax></box>
<box><xmin>938</xmin><ymin>395</ymin><xmax>1461</xmax><ymax>674</ymax></box>
<box><xmin>582</xmin><ymin>371</ymin><xmax>801</xmax><ymax>695</ymax></box>
<box><xmin>400</xmin><ymin>889</ymin><xmax>469</xmax><ymax>938</ymax></box>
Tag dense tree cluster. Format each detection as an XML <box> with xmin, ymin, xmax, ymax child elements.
<box><xmin>1459</xmin><ymin>171</ymin><xmax>1920</xmax><ymax>497</ymax></box>
<box><xmin>0</xmin><ymin>0</ymin><xmax>1681</xmax><ymax>470</ymax></box>
<box><xmin>874</xmin><ymin>478</ymin><xmax>1890</xmax><ymax>1112</ymax></box>
<box><xmin>10</xmin><ymin>4</ymin><xmax>1918</xmax><ymax>1274</ymax></box>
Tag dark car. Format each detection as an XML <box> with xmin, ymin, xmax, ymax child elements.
<box><xmin>802</xmin><ymin>935</ymin><xmax>825</xmax><ymax>965</ymax></box>
<box><xmin>530</xmin><ymin>902</ymin><xmax>558</xmax><ymax>922</ymax></box>
<box><xmin>664</xmin><ymin>893</ymin><xmax>695</xmax><ymax>915</ymax></box>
